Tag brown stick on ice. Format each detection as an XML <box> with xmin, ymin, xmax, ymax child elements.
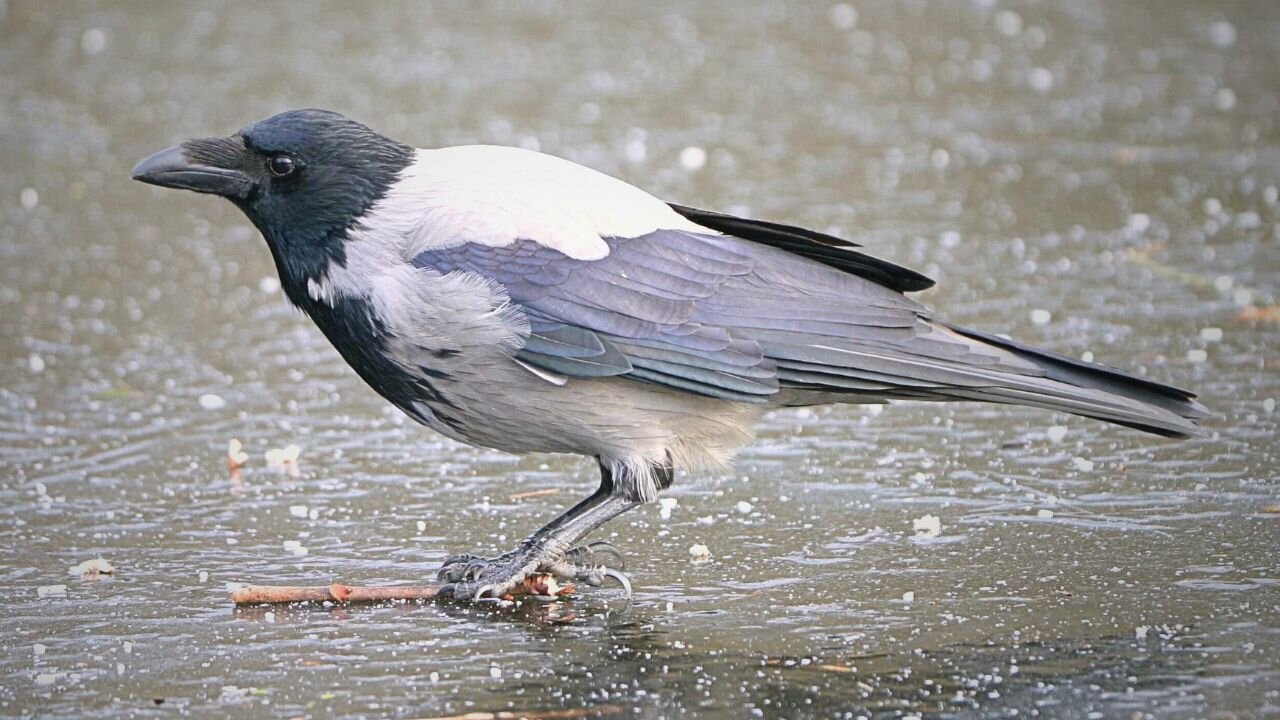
<box><xmin>231</xmin><ymin>583</ymin><xmax>441</xmax><ymax>604</ymax></box>
<box><xmin>229</xmin><ymin>575</ymin><xmax>572</xmax><ymax>605</ymax></box>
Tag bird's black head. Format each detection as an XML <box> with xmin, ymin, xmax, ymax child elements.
<box><xmin>132</xmin><ymin>109</ymin><xmax>414</xmax><ymax>304</ymax></box>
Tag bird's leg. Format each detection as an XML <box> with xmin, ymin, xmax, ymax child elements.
<box><xmin>437</xmin><ymin>458</ymin><xmax>668</xmax><ymax>601</ymax></box>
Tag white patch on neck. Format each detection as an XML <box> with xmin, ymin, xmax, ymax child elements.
<box><xmin>377</xmin><ymin>146</ymin><xmax>712</xmax><ymax>261</ymax></box>
<box><xmin>305</xmin><ymin>146</ymin><xmax>716</xmax><ymax>305</ymax></box>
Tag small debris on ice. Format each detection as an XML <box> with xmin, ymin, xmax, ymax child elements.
<box><xmin>1199</xmin><ymin>327</ymin><xmax>1223</xmax><ymax>342</ymax></box>
<box><xmin>658</xmin><ymin>497</ymin><xmax>679</xmax><ymax>519</ymax></box>
<box><xmin>901</xmin><ymin>591</ymin><xmax>915</xmax><ymax>602</ymax></box>
<box><xmin>227</xmin><ymin>439</ymin><xmax>249</xmax><ymax>470</ymax></box>
<box><xmin>1207</xmin><ymin>20</ymin><xmax>1237</xmax><ymax>47</ymax></box>
<box><xmin>198</xmin><ymin>393</ymin><xmax>226</xmax><ymax>411</ymax></box>
<box><xmin>913</xmin><ymin>514</ymin><xmax>942</xmax><ymax>538</ymax></box>
<box><xmin>679</xmin><ymin>146</ymin><xmax>707</xmax><ymax>171</ymax></box>
<box><xmin>1029</xmin><ymin>308</ymin><xmax>1052</xmax><ymax>325</ymax></box>
<box><xmin>1135</xmin><ymin>625</ymin><xmax>1149</xmax><ymax>640</ymax></box>
<box><xmin>688</xmin><ymin>543</ymin><xmax>712</xmax><ymax>563</ymax></box>
<box><xmin>735</xmin><ymin>500</ymin><xmax>754</xmax><ymax>515</ymax></box>
<box><xmin>37</xmin><ymin>584</ymin><xmax>68</xmax><ymax>598</ymax></box>
<box><xmin>288</xmin><ymin>505</ymin><xmax>309</xmax><ymax>519</ymax></box>
<box><xmin>70</xmin><ymin>558</ymin><xmax>114</xmax><ymax>578</ymax></box>
<box><xmin>282</xmin><ymin>540</ymin><xmax>308</xmax><ymax>557</ymax></box>
<box><xmin>265</xmin><ymin>445</ymin><xmax>301</xmax><ymax>466</ymax></box>
<box><xmin>1037</xmin><ymin>509</ymin><xmax>1055</xmax><ymax>519</ymax></box>
<box><xmin>1071</xmin><ymin>457</ymin><xmax>1095</xmax><ymax>472</ymax></box>
<box><xmin>1046</xmin><ymin>426</ymin><xmax>1069</xmax><ymax>443</ymax></box>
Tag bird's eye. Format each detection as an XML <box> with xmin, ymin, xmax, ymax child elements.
<box><xmin>268</xmin><ymin>155</ymin><xmax>296</xmax><ymax>177</ymax></box>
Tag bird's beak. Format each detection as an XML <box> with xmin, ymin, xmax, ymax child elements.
<box><xmin>131</xmin><ymin>137</ymin><xmax>254</xmax><ymax>199</ymax></box>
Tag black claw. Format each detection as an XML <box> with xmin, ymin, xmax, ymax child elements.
<box><xmin>433</xmin><ymin>541</ymin><xmax>632</xmax><ymax>603</ymax></box>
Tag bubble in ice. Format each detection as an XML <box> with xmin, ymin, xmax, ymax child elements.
<box><xmin>1028</xmin><ymin>67</ymin><xmax>1054</xmax><ymax>93</ymax></box>
<box><xmin>995</xmin><ymin>10</ymin><xmax>1022</xmax><ymax>37</ymax></box>
<box><xmin>1207</xmin><ymin>20</ymin><xmax>1237</xmax><ymax>47</ymax></box>
<box><xmin>80</xmin><ymin>28</ymin><xmax>108</xmax><ymax>55</ymax></box>
<box><xmin>679</xmin><ymin>146</ymin><xmax>707</xmax><ymax>171</ymax></box>
<box><xmin>829</xmin><ymin>3</ymin><xmax>858</xmax><ymax>30</ymax></box>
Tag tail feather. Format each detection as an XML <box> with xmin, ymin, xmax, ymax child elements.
<box><xmin>941</xmin><ymin>324</ymin><xmax>1209</xmax><ymax>437</ymax></box>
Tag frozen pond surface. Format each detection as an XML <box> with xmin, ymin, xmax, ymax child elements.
<box><xmin>2</xmin><ymin>1</ymin><xmax>1278</xmax><ymax>717</ymax></box>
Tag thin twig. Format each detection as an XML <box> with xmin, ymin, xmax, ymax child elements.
<box><xmin>509</xmin><ymin>488</ymin><xmax>561</xmax><ymax>501</ymax></box>
<box><xmin>230</xmin><ymin>574</ymin><xmax>573</xmax><ymax>605</ymax></box>
<box><xmin>409</xmin><ymin>705</ymin><xmax>623</xmax><ymax>720</ymax></box>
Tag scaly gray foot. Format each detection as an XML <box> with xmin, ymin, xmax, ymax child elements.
<box><xmin>436</xmin><ymin>541</ymin><xmax>630</xmax><ymax>601</ymax></box>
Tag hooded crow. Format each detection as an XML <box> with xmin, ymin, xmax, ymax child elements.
<box><xmin>133</xmin><ymin>109</ymin><xmax>1206</xmax><ymax>601</ymax></box>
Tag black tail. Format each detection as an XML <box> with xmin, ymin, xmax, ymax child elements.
<box><xmin>943</xmin><ymin>324</ymin><xmax>1209</xmax><ymax>438</ymax></box>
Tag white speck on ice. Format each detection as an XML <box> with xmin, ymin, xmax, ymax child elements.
<box><xmin>198</xmin><ymin>393</ymin><xmax>226</xmax><ymax>410</ymax></box>
<box><xmin>1207</xmin><ymin>20</ymin><xmax>1237</xmax><ymax>47</ymax></box>
<box><xmin>1047</xmin><ymin>426</ymin><xmax>1069</xmax><ymax>443</ymax></box>
<box><xmin>1072</xmin><ymin>457</ymin><xmax>1095</xmax><ymax>472</ymax></box>
<box><xmin>289</xmin><ymin>505</ymin><xmax>309</xmax><ymax>518</ymax></box>
<box><xmin>28</xmin><ymin>354</ymin><xmax>45</xmax><ymax>373</ymax></box>
<box><xmin>1186</xmin><ymin>349</ymin><xmax>1208</xmax><ymax>363</ymax></box>
<box><xmin>1037</xmin><ymin>509</ymin><xmax>1055</xmax><ymax>518</ymax></box>
<box><xmin>198</xmin><ymin>570</ymin><xmax>209</xmax><ymax>582</ymax></box>
<box><xmin>1126</xmin><ymin>213</ymin><xmax>1151</xmax><ymax>234</ymax></box>
<box><xmin>37</xmin><ymin>584</ymin><xmax>67</xmax><ymax>598</ymax></box>
<box><xmin>20</xmin><ymin>187</ymin><xmax>39</xmax><ymax>209</ymax></box>
<box><xmin>1213</xmin><ymin>275</ymin><xmax>1233</xmax><ymax>292</ymax></box>
<box><xmin>417</xmin><ymin>520</ymin><xmax>427</xmax><ymax>532</ymax></box>
<box><xmin>1199</xmin><ymin>327</ymin><xmax>1223</xmax><ymax>342</ymax></box>
<box><xmin>995</xmin><ymin>10</ymin><xmax>1022</xmax><ymax>37</ymax></box>
<box><xmin>1135</xmin><ymin>625</ymin><xmax>1149</xmax><ymax>640</ymax></box>
<box><xmin>1263</xmin><ymin>398</ymin><xmax>1276</xmax><ymax>413</ymax></box>
<box><xmin>258</xmin><ymin>276</ymin><xmax>280</xmax><ymax>294</ymax></box>
<box><xmin>1214</xmin><ymin>87</ymin><xmax>1237</xmax><ymax>112</ymax></box>
<box><xmin>265</xmin><ymin>445</ymin><xmax>301</xmax><ymax>466</ymax></box>
<box><xmin>70</xmin><ymin>558</ymin><xmax>114</xmax><ymax>576</ymax></box>
<box><xmin>264</xmin><ymin>611</ymin><xmax>275</xmax><ymax>624</ymax></box>
<box><xmin>830</xmin><ymin>3</ymin><xmax>858</xmax><ymax>30</ymax></box>
<box><xmin>33</xmin><ymin>643</ymin><xmax>46</xmax><ymax>656</ymax></box>
<box><xmin>282</xmin><ymin>540</ymin><xmax>308</xmax><ymax>557</ymax></box>
<box><xmin>658</xmin><ymin>496</ymin><xmax>678</xmax><ymax>519</ymax></box>
<box><xmin>624</xmin><ymin>138</ymin><xmax>647</xmax><ymax>164</ymax></box>
<box><xmin>688</xmin><ymin>543</ymin><xmax>712</xmax><ymax>563</ymax></box>
<box><xmin>902</xmin><ymin>591</ymin><xmax>915</xmax><ymax>602</ymax></box>
<box><xmin>489</xmin><ymin>665</ymin><xmax>502</xmax><ymax>678</ymax></box>
<box><xmin>679</xmin><ymin>146</ymin><xmax>707</xmax><ymax>171</ymax></box>
<box><xmin>1029</xmin><ymin>309</ymin><xmax>1052</xmax><ymax>325</ymax></box>
<box><xmin>735</xmin><ymin>500</ymin><xmax>754</xmax><ymax>514</ymax></box>
<box><xmin>1080</xmin><ymin>351</ymin><xmax>1094</xmax><ymax>362</ymax></box>
<box><xmin>912</xmin><ymin>514</ymin><xmax>942</xmax><ymax>538</ymax></box>
<box><xmin>1028</xmin><ymin>67</ymin><xmax>1054</xmax><ymax>93</ymax></box>
<box><xmin>35</xmin><ymin>672</ymin><xmax>60</xmax><ymax>686</ymax></box>
<box><xmin>80</xmin><ymin>28</ymin><xmax>108</xmax><ymax>55</ymax></box>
